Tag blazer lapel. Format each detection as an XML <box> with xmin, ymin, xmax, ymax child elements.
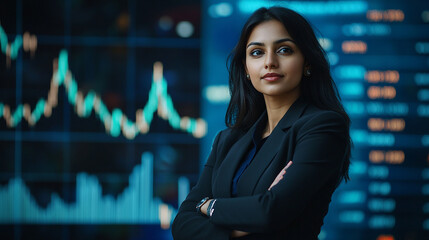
<box><xmin>236</xmin><ymin>97</ymin><xmax>309</xmax><ymax>195</ymax></box>
<box><xmin>212</xmin><ymin>113</ymin><xmax>269</xmax><ymax>198</ymax></box>
<box><xmin>212</xmin><ymin>128</ymin><xmax>253</xmax><ymax>197</ymax></box>
<box><xmin>278</xmin><ymin>97</ymin><xmax>308</xmax><ymax>130</ymax></box>
<box><xmin>236</xmin><ymin>127</ymin><xmax>283</xmax><ymax>196</ymax></box>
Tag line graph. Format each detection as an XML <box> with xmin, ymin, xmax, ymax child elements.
<box><xmin>1</xmin><ymin>2</ymin><xmax>203</xmax><ymax>239</ymax></box>
<box><xmin>0</xmin><ymin>24</ymin><xmax>37</xmax><ymax>66</ymax></box>
<box><xmin>0</xmin><ymin>24</ymin><xmax>207</xmax><ymax>138</ymax></box>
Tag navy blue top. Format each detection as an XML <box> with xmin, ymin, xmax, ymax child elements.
<box><xmin>231</xmin><ymin>117</ymin><xmax>268</xmax><ymax>196</ymax></box>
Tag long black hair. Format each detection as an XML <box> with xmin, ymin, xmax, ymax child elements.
<box><xmin>225</xmin><ymin>6</ymin><xmax>352</xmax><ymax>181</ymax></box>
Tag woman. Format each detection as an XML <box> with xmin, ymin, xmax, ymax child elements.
<box><xmin>172</xmin><ymin>6</ymin><xmax>351</xmax><ymax>240</ymax></box>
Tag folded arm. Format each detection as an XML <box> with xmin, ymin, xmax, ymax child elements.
<box><xmin>171</xmin><ymin>131</ymin><xmax>231</xmax><ymax>240</ymax></box>
<box><xmin>209</xmin><ymin>112</ymin><xmax>347</xmax><ymax>232</ymax></box>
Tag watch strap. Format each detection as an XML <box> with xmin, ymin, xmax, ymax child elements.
<box><xmin>196</xmin><ymin>197</ymin><xmax>209</xmax><ymax>214</ymax></box>
<box><xmin>208</xmin><ymin>199</ymin><xmax>217</xmax><ymax>217</ymax></box>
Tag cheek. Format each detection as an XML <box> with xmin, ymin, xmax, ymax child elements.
<box><xmin>246</xmin><ymin>60</ymin><xmax>259</xmax><ymax>75</ymax></box>
<box><xmin>284</xmin><ymin>58</ymin><xmax>305</xmax><ymax>74</ymax></box>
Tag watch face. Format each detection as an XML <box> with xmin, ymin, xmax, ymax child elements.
<box><xmin>197</xmin><ymin>197</ymin><xmax>207</xmax><ymax>207</ymax></box>
<box><xmin>196</xmin><ymin>197</ymin><xmax>208</xmax><ymax>212</ymax></box>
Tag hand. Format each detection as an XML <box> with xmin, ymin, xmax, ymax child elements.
<box><xmin>231</xmin><ymin>230</ymin><xmax>249</xmax><ymax>238</ymax></box>
<box><xmin>268</xmin><ymin>161</ymin><xmax>293</xmax><ymax>191</ymax></box>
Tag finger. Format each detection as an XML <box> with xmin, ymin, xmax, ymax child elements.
<box><xmin>269</xmin><ymin>175</ymin><xmax>283</xmax><ymax>190</ymax></box>
<box><xmin>270</xmin><ymin>176</ymin><xmax>280</xmax><ymax>188</ymax></box>
<box><xmin>284</xmin><ymin>161</ymin><xmax>293</xmax><ymax>170</ymax></box>
<box><xmin>269</xmin><ymin>163</ymin><xmax>292</xmax><ymax>191</ymax></box>
<box><xmin>274</xmin><ymin>175</ymin><xmax>283</xmax><ymax>184</ymax></box>
<box><xmin>275</xmin><ymin>170</ymin><xmax>284</xmax><ymax>177</ymax></box>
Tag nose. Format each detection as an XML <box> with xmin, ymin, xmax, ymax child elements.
<box><xmin>264</xmin><ymin>51</ymin><xmax>278</xmax><ymax>69</ymax></box>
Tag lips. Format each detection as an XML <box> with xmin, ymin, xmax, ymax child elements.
<box><xmin>262</xmin><ymin>73</ymin><xmax>283</xmax><ymax>81</ymax></box>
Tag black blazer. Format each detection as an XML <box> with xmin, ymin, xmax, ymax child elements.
<box><xmin>172</xmin><ymin>98</ymin><xmax>348</xmax><ymax>240</ymax></box>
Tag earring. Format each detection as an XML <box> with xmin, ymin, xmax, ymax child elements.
<box><xmin>304</xmin><ymin>68</ymin><xmax>311</xmax><ymax>77</ymax></box>
<box><xmin>246</xmin><ymin>74</ymin><xmax>250</xmax><ymax>79</ymax></box>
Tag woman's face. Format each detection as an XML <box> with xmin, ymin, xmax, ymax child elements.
<box><xmin>245</xmin><ymin>20</ymin><xmax>305</xmax><ymax>99</ymax></box>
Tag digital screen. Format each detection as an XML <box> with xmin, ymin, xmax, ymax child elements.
<box><xmin>1</xmin><ymin>0</ymin><xmax>202</xmax><ymax>239</ymax></box>
<box><xmin>1</xmin><ymin>0</ymin><xmax>429</xmax><ymax>239</ymax></box>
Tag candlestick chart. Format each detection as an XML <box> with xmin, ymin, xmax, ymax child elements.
<box><xmin>0</xmin><ymin>25</ymin><xmax>207</xmax><ymax>139</ymax></box>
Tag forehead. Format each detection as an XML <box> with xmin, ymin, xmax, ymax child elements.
<box><xmin>247</xmin><ymin>20</ymin><xmax>293</xmax><ymax>43</ymax></box>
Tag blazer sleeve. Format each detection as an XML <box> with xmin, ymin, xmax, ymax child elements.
<box><xmin>172</xmin><ymin>131</ymin><xmax>231</xmax><ymax>240</ymax></box>
<box><xmin>209</xmin><ymin>111</ymin><xmax>347</xmax><ymax>232</ymax></box>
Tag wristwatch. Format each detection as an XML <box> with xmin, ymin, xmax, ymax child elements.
<box><xmin>208</xmin><ymin>199</ymin><xmax>217</xmax><ymax>217</ymax></box>
<box><xmin>196</xmin><ymin>197</ymin><xmax>209</xmax><ymax>214</ymax></box>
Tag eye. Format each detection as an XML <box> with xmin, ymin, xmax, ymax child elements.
<box><xmin>277</xmin><ymin>47</ymin><xmax>293</xmax><ymax>54</ymax></box>
<box><xmin>250</xmin><ymin>49</ymin><xmax>263</xmax><ymax>56</ymax></box>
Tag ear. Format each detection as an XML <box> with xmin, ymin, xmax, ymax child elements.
<box><xmin>303</xmin><ymin>62</ymin><xmax>312</xmax><ymax>77</ymax></box>
<box><xmin>304</xmin><ymin>61</ymin><xmax>311</xmax><ymax>69</ymax></box>
<box><xmin>303</xmin><ymin>62</ymin><xmax>311</xmax><ymax>72</ymax></box>
<box><xmin>244</xmin><ymin>64</ymin><xmax>250</xmax><ymax>80</ymax></box>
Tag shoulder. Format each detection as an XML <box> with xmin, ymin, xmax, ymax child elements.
<box><xmin>215</xmin><ymin>127</ymin><xmax>245</xmax><ymax>146</ymax></box>
<box><xmin>210</xmin><ymin>127</ymin><xmax>247</xmax><ymax>158</ymax></box>
<box><xmin>293</xmin><ymin>104</ymin><xmax>348</xmax><ymax>136</ymax></box>
<box><xmin>302</xmin><ymin>106</ymin><xmax>346</xmax><ymax>124</ymax></box>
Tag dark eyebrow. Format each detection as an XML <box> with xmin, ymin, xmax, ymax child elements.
<box><xmin>247</xmin><ymin>38</ymin><xmax>296</xmax><ymax>49</ymax></box>
<box><xmin>275</xmin><ymin>38</ymin><xmax>296</xmax><ymax>44</ymax></box>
